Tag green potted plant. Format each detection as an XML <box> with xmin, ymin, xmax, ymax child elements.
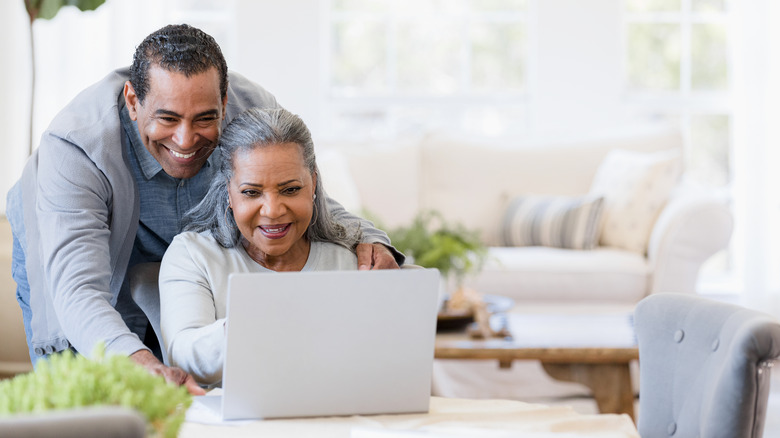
<box><xmin>384</xmin><ymin>210</ymin><xmax>493</xmax><ymax>333</ymax></box>
<box><xmin>386</xmin><ymin>210</ymin><xmax>487</xmax><ymax>291</ymax></box>
<box><xmin>0</xmin><ymin>345</ymin><xmax>192</xmax><ymax>438</ymax></box>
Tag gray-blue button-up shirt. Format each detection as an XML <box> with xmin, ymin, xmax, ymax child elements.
<box><xmin>119</xmin><ymin>106</ymin><xmax>216</xmax><ymax>267</ymax></box>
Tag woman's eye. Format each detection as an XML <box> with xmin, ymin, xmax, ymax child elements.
<box><xmin>242</xmin><ymin>190</ymin><xmax>261</xmax><ymax>197</ymax></box>
<box><xmin>282</xmin><ymin>187</ymin><xmax>302</xmax><ymax>195</ymax></box>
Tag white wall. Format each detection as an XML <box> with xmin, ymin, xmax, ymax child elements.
<box><xmin>231</xmin><ymin>0</ymin><xmax>324</xmax><ymax>136</ymax></box>
<box><xmin>532</xmin><ymin>0</ymin><xmax>627</xmax><ymax>135</ymax></box>
<box><xmin>0</xmin><ymin>0</ymin><xmax>32</xmax><ymax>214</ymax></box>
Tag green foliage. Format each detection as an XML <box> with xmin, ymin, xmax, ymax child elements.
<box><xmin>385</xmin><ymin>210</ymin><xmax>487</xmax><ymax>285</ymax></box>
<box><xmin>0</xmin><ymin>345</ymin><xmax>192</xmax><ymax>438</ymax></box>
<box><xmin>25</xmin><ymin>0</ymin><xmax>105</xmax><ymax>21</ymax></box>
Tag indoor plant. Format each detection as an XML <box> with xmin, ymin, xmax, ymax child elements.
<box><xmin>386</xmin><ymin>210</ymin><xmax>487</xmax><ymax>291</ymax></box>
<box><xmin>0</xmin><ymin>344</ymin><xmax>192</xmax><ymax>438</ymax></box>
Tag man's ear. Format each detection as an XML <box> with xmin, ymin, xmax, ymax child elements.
<box><xmin>123</xmin><ymin>81</ymin><xmax>139</xmax><ymax>120</ymax></box>
<box><xmin>221</xmin><ymin>95</ymin><xmax>228</xmax><ymax>120</ymax></box>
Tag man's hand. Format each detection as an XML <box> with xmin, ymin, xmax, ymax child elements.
<box><xmin>356</xmin><ymin>243</ymin><xmax>400</xmax><ymax>270</ymax></box>
<box><xmin>130</xmin><ymin>349</ymin><xmax>206</xmax><ymax>395</ymax></box>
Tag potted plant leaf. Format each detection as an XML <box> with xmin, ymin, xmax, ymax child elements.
<box><xmin>387</xmin><ymin>210</ymin><xmax>487</xmax><ymax>288</ymax></box>
<box><xmin>0</xmin><ymin>345</ymin><xmax>192</xmax><ymax>438</ymax></box>
<box><xmin>383</xmin><ymin>210</ymin><xmax>496</xmax><ymax>334</ymax></box>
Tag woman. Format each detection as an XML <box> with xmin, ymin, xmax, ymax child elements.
<box><xmin>159</xmin><ymin>108</ymin><xmax>361</xmax><ymax>386</ymax></box>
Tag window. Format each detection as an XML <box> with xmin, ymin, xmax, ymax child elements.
<box><xmin>624</xmin><ymin>0</ymin><xmax>731</xmax><ymax>187</ymax></box>
<box><xmin>624</xmin><ymin>0</ymin><xmax>733</xmax><ymax>282</ymax></box>
<box><xmin>326</xmin><ymin>0</ymin><xmax>530</xmax><ymax>140</ymax></box>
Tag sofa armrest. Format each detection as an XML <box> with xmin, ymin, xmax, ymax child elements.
<box><xmin>646</xmin><ymin>187</ymin><xmax>734</xmax><ymax>295</ymax></box>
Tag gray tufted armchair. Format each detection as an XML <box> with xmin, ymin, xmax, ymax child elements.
<box><xmin>634</xmin><ymin>293</ymin><xmax>780</xmax><ymax>438</ymax></box>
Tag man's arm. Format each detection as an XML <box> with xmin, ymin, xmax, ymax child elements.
<box><xmin>37</xmin><ymin>139</ymin><xmax>145</xmax><ymax>357</ymax></box>
<box><xmin>325</xmin><ymin>196</ymin><xmax>405</xmax><ymax>269</ymax></box>
<box><xmin>36</xmin><ymin>138</ymin><xmax>205</xmax><ymax>394</ymax></box>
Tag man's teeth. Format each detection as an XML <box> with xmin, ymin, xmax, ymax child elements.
<box><xmin>171</xmin><ymin>150</ymin><xmax>196</xmax><ymax>159</ymax></box>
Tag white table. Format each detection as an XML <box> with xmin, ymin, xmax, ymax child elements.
<box><xmin>181</xmin><ymin>396</ymin><xmax>639</xmax><ymax>437</ymax></box>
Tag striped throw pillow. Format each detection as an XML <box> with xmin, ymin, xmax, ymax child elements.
<box><xmin>501</xmin><ymin>196</ymin><xmax>605</xmax><ymax>250</ymax></box>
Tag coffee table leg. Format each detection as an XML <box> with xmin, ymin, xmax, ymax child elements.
<box><xmin>541</xmin><ymin>362</ymin><xmax>635</xmax><ymax>422</ymax></box>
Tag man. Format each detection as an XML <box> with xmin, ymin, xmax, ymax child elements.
<box><xmin>6</xmin><ymin>24</ymin><xmax>402</xmax><ymax>394</ymax></box>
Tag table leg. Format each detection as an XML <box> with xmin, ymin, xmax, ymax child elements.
<box><xmin>541</xmin><ymin>362</ymin><xmax>635</xmax><ymax>422</ymax></box>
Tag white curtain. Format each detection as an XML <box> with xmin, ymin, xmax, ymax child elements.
<box><xmin>730</xmin><ymin>0</ymin><xmax>780</xmax><ymax>312</ymax></box>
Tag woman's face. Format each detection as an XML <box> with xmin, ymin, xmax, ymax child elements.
<box><xmin>228</xmin><ymin>143</ymin><xmax>316</xmax><ymax>270</ymax></box>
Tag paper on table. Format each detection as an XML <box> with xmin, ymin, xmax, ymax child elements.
<box><xmin>351</xmin><ymin>426</ymin><xmax>594</xmax><ymax>437</ymax></box>
<box><xmin>186</xmin><ymin>388</ymin><xmax>252</xmax><ymax>426</ymax></box>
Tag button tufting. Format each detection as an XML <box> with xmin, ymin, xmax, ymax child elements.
<box><xmin>674</xmin><ymin>329</ymin><xmax>685</xmax><ymax>343</ymax></box>
<box><xmin>667</xmin><ymin>422</ymin><xmax>677</xmax><ymax>435</ymax></box>
<box><xmin>712</xmin><ymin>338</ymin><xmax>719</xmax><ymax>351</ymax></box>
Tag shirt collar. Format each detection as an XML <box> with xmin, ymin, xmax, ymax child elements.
<box><xmin>119</xmin><ymin>102</ymin><xmax>214</xmax><ymax>181</ymax></box>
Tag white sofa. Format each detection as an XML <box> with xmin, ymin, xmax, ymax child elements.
<box><xmin>318</xmin><ymin>128</ymin><xmax>733</xmax><ymax>305</ymax></box>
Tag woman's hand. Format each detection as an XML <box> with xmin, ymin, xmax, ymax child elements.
<box><xmin>356</xmin><ymin>243</ymin><xmax>400</xmax><ymax>270</ymax></box>
<box><xmin>130</xmin><ymin>349</ymin><xmax>206</xmax><ymax>395</ymax></box>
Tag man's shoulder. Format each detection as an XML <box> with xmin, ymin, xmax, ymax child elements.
<box><xmin>46</xmin><ymin>68</ymin><xmax>129</xmax><ymax>145</ymax></box>
<box><xmin>225</xmin><ymin>71</ymin><xmax>280</xmax><ymax>121</ymax></box>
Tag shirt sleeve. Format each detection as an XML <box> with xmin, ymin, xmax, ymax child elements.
<box><xmin>37</xmin><ymin>137</ymin><xmax>147</xmax><ymax>357</ymax></box>
<box><xmin>159</xmin><ymin>235</ymin><xmax>226</xmax><ymax>386</ymax></box>
<box><xmin>325</xmin><ymin>196</ymin><xmax>406</xmax><ymax>266</ymax></box>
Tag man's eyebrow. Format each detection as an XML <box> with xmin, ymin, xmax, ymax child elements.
<box><xmin>154</xmin><ymin>109</ymin><xmax>220</xmax><ymax>118</ymax></box>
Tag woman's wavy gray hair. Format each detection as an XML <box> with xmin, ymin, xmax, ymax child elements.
<box><xmin>183</xmin><ymin>107</ymin><xmax>361</xmax><ymax>250</ymax></box>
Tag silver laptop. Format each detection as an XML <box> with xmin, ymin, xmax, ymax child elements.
<box><xmin>202</xmin><ymin>268</ymin><xmax>440</xmax><ymax>421</ymax></box>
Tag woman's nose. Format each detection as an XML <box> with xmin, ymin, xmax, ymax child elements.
<box><xmin>260</xmin><ymin>194</ymin><xmax>286</xmax><ymax>218</ymax></box>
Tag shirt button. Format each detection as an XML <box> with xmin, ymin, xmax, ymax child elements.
<box><xmin>45</xmin><ymin>345</ymin><xmax>55</xmax><ymax>354</ymax></box>
<box><xmin>674</xmin><ymin>330</ymin><xmax>684</xmax><ymax>343</ymax></box>
<box><xmin>667</xmin><ymin>422</ymin><xmax>677</xmax><ymax>435</ymax></box>
<box><xmin>34</xmin><ymin>347</ymin><xmax>45</xmax><ymax>356</ymax></box>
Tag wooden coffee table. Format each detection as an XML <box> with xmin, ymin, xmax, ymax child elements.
<box><xmin>434</xmin><ymin>311</ymin><xmax>639</xmax><ymax>421</ymax></box>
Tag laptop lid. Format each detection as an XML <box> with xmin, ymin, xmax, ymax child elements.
<box><xmin>220</xmin><ymin>269</ymin><xmax>440</xmax><ymax>420</ymax></box>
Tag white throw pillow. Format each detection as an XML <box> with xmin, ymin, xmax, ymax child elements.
<box><xmin>589</xmin><ymin>148</ymin><xmax>682</xmax><ymax>254</ymax></box>
<box><xmin>501</xmin><ymin>196</ymin><xmax>605</xmax><ymax>250</ymax></box>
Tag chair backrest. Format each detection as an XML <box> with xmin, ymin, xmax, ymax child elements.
<box><xmin>128</xmin><ymin>262</ymin><xmax>166</xmax><ymax>365</ymax></box>
<box><xmin>634</xmin><ymin>293</ymin><xmax>780</xmax><ymax>438</ymax></box>
<box><xmin>0</xmin><ymin>406</ymin><xmax>146</xmax><ymax>438</ymax></box>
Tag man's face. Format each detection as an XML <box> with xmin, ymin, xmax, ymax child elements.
<box><xmin>124</xmin><ymin>65</ymin><xmax>227</xmax><ymax>179</ymax></box>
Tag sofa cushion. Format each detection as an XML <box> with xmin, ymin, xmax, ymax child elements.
<box><xmin>419</xmin><ymin>129</ymin><xmax>684</xmax><ymax>246</ymax></box>
<box><xmin>589</xmin><ymin>149</ymin><xmax>682</xmax><ymax>254</ymax></box>
<box><xmin>463</xmin><ymin>246</ymin><xmax>651</xmax><ymax>303</ymax></box>
<box><xmin>501</xmin><ymin>196</ymin><xmax>604</xmax><ymax>250</ymax></box>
